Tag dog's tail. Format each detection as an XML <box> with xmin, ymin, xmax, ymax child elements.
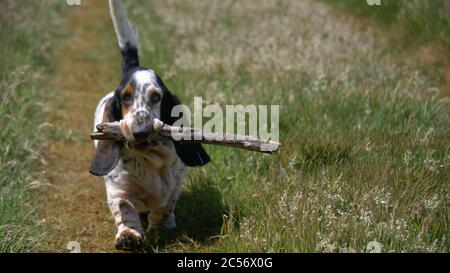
<box><xmin>109</xmin><ymin>0</ymin><xmax>139</xmax><ymax>75</ymax></box>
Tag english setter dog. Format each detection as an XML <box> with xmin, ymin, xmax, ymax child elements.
<box><xmin>90</xmin><ymin>0</ymin><xmax>210</xmax><ymax>251</ymax></box>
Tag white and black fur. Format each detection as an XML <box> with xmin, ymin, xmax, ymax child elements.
<box><xmin>90</xmin><ymin>0</ymin><xmax>210</xmax><ymax>251</ymax></box>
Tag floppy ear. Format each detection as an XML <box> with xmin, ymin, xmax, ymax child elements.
<box><xmin>161</xmin><ymin>91</ymin><xmax>211</xmax><ymax>167</ymax></box>
<box><xmin>89</xmin><ymin>97</ymin><xmax>122</xmax><ymax>176</ymax></box>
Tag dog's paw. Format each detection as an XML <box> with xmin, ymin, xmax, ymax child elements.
<box><xmin>114</xmin><ymin>228</ymin><xmax>143</xmax><ymax>251</ymax></box>
<box><xmin>162</xmin><ymin>213</ymin><xmax>177</xmax><ymax>230</ymax></box>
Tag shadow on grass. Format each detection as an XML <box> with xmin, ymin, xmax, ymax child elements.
<box><xmin>142</xmin><ymin>180</ymin><xmax>228</xmax><ymax>252</ymax></box>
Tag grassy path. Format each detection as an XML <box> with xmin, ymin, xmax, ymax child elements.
<box><xmin>38</xmin><ymin>1</ymin><xmax>119</xmax><ymax>252</ymax></box>
<box><xmin>37</xmin><ymin>0</ymin><xmax>448</xmax><ymax>252</ymax></box>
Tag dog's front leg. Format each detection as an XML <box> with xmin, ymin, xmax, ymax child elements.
<box><xmin>107</xmin><ymin>185</ymin><xmax>144</xmax><ymax>250</ymax></box>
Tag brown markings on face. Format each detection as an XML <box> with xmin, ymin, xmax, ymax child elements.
<box><xmin>120</xmin><ymin>83</ymin><xmax>134</xmax><ymax>117</ymax></box>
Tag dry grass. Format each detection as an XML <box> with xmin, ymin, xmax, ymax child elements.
<box><xmin>132</xmin><ymin>0</ymin><xmax>449</xmax><ymax>252</ymax></box>
<box><xmin>323</xmin><ymin>0</ymin><xmax>450</xmax><ymax>98</ymax></box>
<box><xmin>33</xmin><ymin>0</ymin><xmax>449</xmax><ymax>252</ymax></box>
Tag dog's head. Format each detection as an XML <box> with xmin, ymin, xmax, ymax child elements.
<box><xmin>114</xmin><ymin>68</ymin><xmax>174</xmax><ymax>142</ymax></box>
<box><xmin>89</xmin><ymin>67</ymin><xmax>210</xmax><ymax>176</ymax></box>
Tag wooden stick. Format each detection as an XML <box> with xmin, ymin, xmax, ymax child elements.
<box><xmin>90</xmin><ymin>121</ymin><xmax>281</xmax><ymax>154</ymax></box>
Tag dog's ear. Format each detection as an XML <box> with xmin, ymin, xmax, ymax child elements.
<box><xmin>161</xmin><ymin>90</ymin><xmax>211</xmax><ymax>167</ymax></box>
<box><xmin>89</xmin><ymin>96</ymin><xmax>122</xmax><ymax>176</ymax></box>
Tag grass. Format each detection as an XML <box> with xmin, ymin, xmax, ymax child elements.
<box><xmin>0</xmin><ymin>1</ymin><xmax>63</xmax><ymax>252</ymax></box>
<box><xmin>324</xmin><ymin>0</ymin><xmax>450</xmax><ymax>57</ymax></box>
<box><xmin>127</xmin><ymin>0</ymin><xmax>449</xmax><ymax>252</ymax></box>
<box><xmin>3</xmin><ymin>0</ymin><xmax>448</xmax><ymax>253</ymax></box>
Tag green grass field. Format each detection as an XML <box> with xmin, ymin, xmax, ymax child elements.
<box><xmin>0</xmin><ymin>1</ymin><xmax>63</xmax><ymax>252</ymax></box>
<box><xmin>0</xmin><ymin>0</ymin><xmax>448</xmax><ymax>252</ymax></box>
<box><xmin>132</xmin><ymin>0</ymin><xmax>449</xmax><ymax>252</ymax></box>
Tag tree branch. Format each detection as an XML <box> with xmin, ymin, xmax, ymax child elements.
<box><xmin>90</xmin><ymin>121</ymin><xmax>281</xmax><ymax>154</ymax></box>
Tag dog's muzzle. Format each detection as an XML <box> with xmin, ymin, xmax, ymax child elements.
<box><xmin>132</xmin><ymin>110</ymin><xmax>153</xmax><ymax>140</ymax></box>
<box><xmin>119</xmin><ymin>110</ymin><xmax>164</xmax><ymax>148</ymax></box>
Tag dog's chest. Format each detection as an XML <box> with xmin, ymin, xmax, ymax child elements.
<box><xmin>104</xmin><ymin>141</ymin><xmax>187</xmax><ymax>210</ymax></box>
<box><xmin>123</xmin><ymin>142</ymin><xmax>184</xmax><ymax>195</ymax></box>
<box><xmin>122</xmin><ymin>141</ymin><xmax>175</xmax><ymax>179</ymax></box>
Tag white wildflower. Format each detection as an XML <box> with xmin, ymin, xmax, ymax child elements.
<box><xmin>423</xmin><ymin>150</ymin><xmax>442</xmax><ymax>173</ymax></box>
<box><xmin>403</xmin><ymin>150</ymin><xmax>413</xmax><ymax>166</ymax></box>
<box><xmin>423</xmin><ymin>194</ymin><xmax>441</xmax><ymax>210</ymax></box>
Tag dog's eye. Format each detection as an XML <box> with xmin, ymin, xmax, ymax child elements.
<box><xmin>150</xmin><ymin>93</ymin><xmax>161</xmax><ymax>104</ymax></box>
<box><xmin>122</xmin><ymin>94</ymin><xmax>133</xmax><ymax>104</ymax></box>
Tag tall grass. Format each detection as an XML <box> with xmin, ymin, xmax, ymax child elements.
<box><xmin>0</xmin><ymin>1</ymin><xmax>63</xmax><ymax>252</ymax></box>
<box><xmin>128</xmin><ymin>0</ymin><xmax>448</xmax><ymax>252</ymax></box>
<box><xmin>324</xmin><ymin>0</ymin><xmax>450</xmax><ymax>56</ymax></box>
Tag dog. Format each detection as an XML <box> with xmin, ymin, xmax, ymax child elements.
<box><xmin>89</xmin><ymin>0</ymin><xmax>210</xmax><ymax>251</ymax></box>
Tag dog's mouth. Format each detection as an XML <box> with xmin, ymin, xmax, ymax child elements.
<box><xmin>130</xmin><ymin>138</ymin><xmax>152</xmax><ymax>149</ymax></box>
<box><xmin>128</xmin><ymin>133</ymin><xmax>161</xmax><ymax>151</ymax></box>
<box><xmin>125</xmin><ymin>119</ymin><xmax>164</xmax><ymax>150</ymax></box>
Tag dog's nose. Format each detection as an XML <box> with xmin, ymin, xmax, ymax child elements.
<box><xmin>135</xmin><ymin>110</ymin><xmax>149</xmax><ymax>125</ymax></box>
<box><xmin>132</xmin><ymin>110</ymin><xmax>152</xmax><ymax>140</ymax></box>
